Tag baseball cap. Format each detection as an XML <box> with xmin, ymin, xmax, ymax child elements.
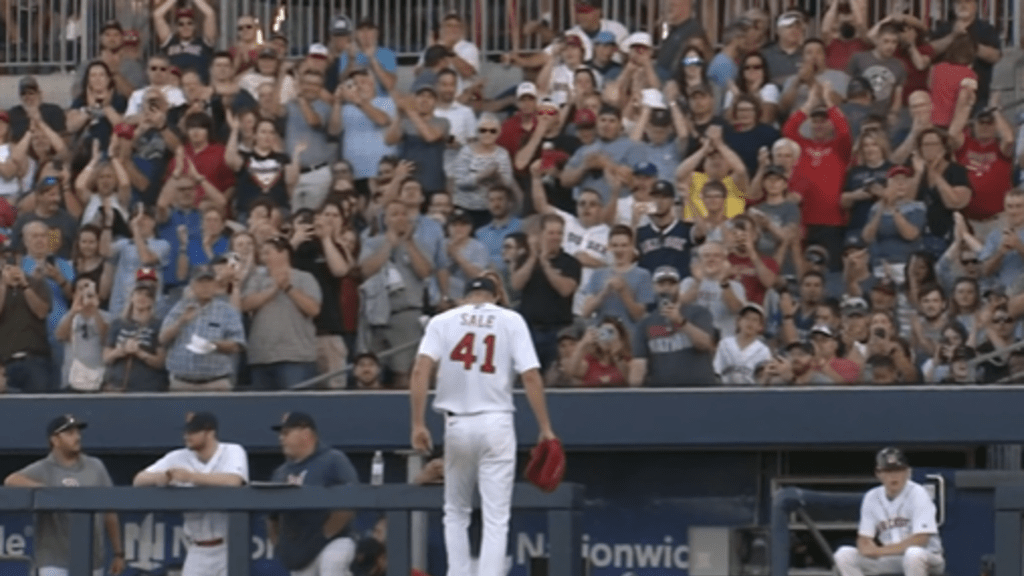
<box><xmin>841</xmin><ymin>296</ymin><xmax>869</xmax><ymax>317</ymax></box>
<box><xmin>271</xmin><ymin>411</ymin><xmax>318</xmax><ymax>431</ymax></box>
<box><xmin>686</xmin><ymin>82</ymin><xmax>713</xmax><ymax>97</ymax></box>
<box><xmin>136</xmin><ymin>266</ymin><xmax>158</xmax><ymax>282</ymax></box>
<box><xmin>872</xmin><ymin>278</ymin><xmax>897</xmax><ymax>295</ymax></box>
<box><xmin>632</xmin><ymin>161</ymin><xmax>658</xmax><ymax>177</ymax></box>
<box><xmin>843</xmin><ymin>237</ymin><xmax>867</xmax><ymax>253</ymax></box>
<box><xmin>516</xmin><ymin>82</ymin><xmax>538</xmax><ymax>99</ymax></box>
<box><xmin>598</xmin><ymin>104</ymin><xmax>621</xmax><ymax>118</ymax></box>
<box><xmin>465</xmin><ymin>276</ymin><xmax>498</xmax><ymax>296</ymax></box>
<box><xmin>307</xmin><ymin>43</ymin><xmax>330</xmax><ymax>59</ymax></box>
<box><xmin>540</xmin><ymin>148</ymin><xmax>569</xmax><ymax>171</ymax></box>
<box><xmin>563</xmin><ymin>34</ymin><xmax>585</xmax><ymax>49</ymax></box>
<box><xmin>652</xmin><ymin>265</ymin><xmax>681</xmax><ymax>283</ymax></box>
<box><xmin>19</xmin><ymin>76</ymin><xmax>39</xmax><ymax>95</ymax></box>
<box><xmin>809</xmin><ymin>324</ymin><xmax>835</xmax><ymax>338</ymax></box>
<box><xmin>804</xmin><ymin>245</ymin><xmax>829</xmax><ymax>267</ymax></box>
<box><xmin>594</xmin><ymin>31</ymin><xmax>617</xmax><ymax>44</ymax></box>
<box><xmin>258</xmin><ymin>46</ymin><xmax>279</xmax><ymax>59</ymax></box>
<box><xmin>183</xmin><ymin>411</ymin><xmax>218</xmax><ymax>433</ymax></box>
<box><xmin>623</xmin><ymin>32</ymin><xmax>653</xmax><ymax>49</ymax></box>
<box><xmin>887</xmin><ymin>164</ymin><xmax>914</xmax><ymax>179</ymax></box>
<box><xmin>123</xmin><ymin>30</ymin><xmax>140</xmax><ymax>46</ymax></box>
<box><xmin>175</xmin><ymin>7</ymin><xmax>194</xmax><ymax>19</ymax></box>
<box><xmin>573</xmin><ymin>108</ymin><xmax>596</xmax><ymax>127</ymax></box>
<box><xmin>847</xmin><ymin>77</ymin><xmax>873</xmax><ymax>99</ymax></box>
<box><xmin>649</xmin><ymin>108</ymin><xmax>672</xmax><ymax>127</ymax></box>
<box><xmin>875</xmin><ymin>446</ymin><xmax>909</xmax><ymax>471</ymax></box>
<box><xmin>448</xmin><ymin>209</ymin><xmax>473</xmax><ymax>226</ymax></box>
<box><xmin>776</xmin><ymin>10</ymin><xmax>804</xmax><ymax>28</ymax></box>
<box><xmin>190</xmin><ymin>264</ymin><xmax>217</xmax><ymax>282</ymax></box>
<box><xmin>412</xmin><ymin>81</ymin><xmax>437</xmax><ymax>96</ymax></box>
<box><xmin>763</xmin><ymin>164</ymin><xmax>787</xmax><ymax>180</ymax></box>
<box><xmin>650</xmin><ymin>180</ymin><xmax>675</xmax><ymax>198</ymax></box>
<box><xmin>950</xmin><ymin>346</ymin><xmax>976</xmax><ymax>362</ymax></box>
<box><xmin>575</xmin><ymin>0</ymin><xmax>600</xmax><ymax>14</ymax></box>
<box><xmin>331</xmin><ymin>15</ymin><xmax>353</xmax><ymax>36</ymax></box>
<box><xmin>984</xmin><ymin>283</ymin><xmax>1007</xmax><ymax>298</ymax></box>
<box><xmin>785</xmin><ymin>341</ymin><xmax>814</xmax><ymax>355</ymax></box>
<box><xmin>47</xmin><ymin>414</ymin><xmax>87</xmax><ymax>436</ymax></box>
<box><xmin>101</xmin><ymin>19</ymin><xmax>123</xmax><ymax>33</ymax></box>
<box><xmin>114</xmin><ymin>123</ymin><xmax>136</xmax><ymax>139</ymax></box>
<box><xmin>739</xmin><ymin>303</ymin><xmax>766</xmax><ymax>318</ymax></box>
<box><xmin>557</xmin><ymin>325</ymin><xmax>581</xmax><ymax>341</ymax></box>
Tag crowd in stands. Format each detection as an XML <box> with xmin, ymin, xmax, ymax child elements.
<box><xmin>0</xmin><ymin>0</ymin><xmax>1022</xmax><ymax>391</ymax></box>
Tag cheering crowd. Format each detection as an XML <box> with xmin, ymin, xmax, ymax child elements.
<box><xmin>0</xmin><ymin>0</ymin><xmax>1021</xmax><ymax>391</ymax></box>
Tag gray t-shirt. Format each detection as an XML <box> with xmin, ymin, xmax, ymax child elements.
<box><xmin>285</xmin><ymin>99</ymin><xmax>338</xmax><ymax>168</ymax></box>
<box><xmin>679</xmin><ymin>278</ymin><xmax>748</xmax><ymax>339</ymax></box>
<box><xmin>16</xmin><ymin>453</ymin><xmax>113</xmax><ymax>569</ymax></box>
<box><xmin>243</xmin><ymin>267</ymin><xmax>322</xmax><ymax>365</ymax></box>
<box><xmin>754</xmin><ymin>201</ymin><xmax>801</xmax><ymax>256</ymax></box>
<box><xmin>631</xmin><ymin>303</ymin><xmax>718</xmax><ymax>386</ymax></box>
<box><xmin>847</xmin><ymin>51</ymin><xmax>907</xmax><ymax>115</ymax></box>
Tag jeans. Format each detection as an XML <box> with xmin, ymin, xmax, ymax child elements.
<box><xmin>6</xmin><ymin>354</ymin><xmax>53</xmax><ymax>393</ymax></box>
<box><xmin>250</xmin><ymin>361</ymin><xmax>318</xmax><ymax>391</ymax></box>
<box><xmin>770</xmin><ymin>487</ymin><xmax>863</xmax><ymax>576</ymax></box>
<box><xmin>530</xmin><ymin>327</ymin><xmax>563</xmax><ymax>373</ymax></box>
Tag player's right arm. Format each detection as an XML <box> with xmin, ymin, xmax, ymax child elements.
<box><xmin>4</xmin><ymin>460</ymin><xmax>48</xmax><ymax>487</ymax></box>
<box><xmin>521</xmin><ymin>368</ymin><xmax>556</xmax><ymax>441</ymax></box>
<box><xmin>511</xmin><ymin>313</ymin><xmax>555</xmax><ymax>440</ymax></box>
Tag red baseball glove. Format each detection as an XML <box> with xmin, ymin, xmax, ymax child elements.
<box><xmin>524</xmin><ymin>438</ymin><xmax>565</xmax><ymax>492</ymax></box>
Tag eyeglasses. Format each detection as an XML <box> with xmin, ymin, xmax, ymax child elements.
<box><xmin>735</xmin><ymin>106</ymin><xmax>756</xmax><ymax>113</ymax></box>
<box><xmin>682</xmin><ymin>57</ymin><xmax>704</xmax><ymax>67</ymax></box>
<box><xmin>994</xmin><ymin>317</ymin><xmax>1014</xmax><ymax>324</ymax></box>
<box><xmin>577</xmin><ymin>200</ymin><xmax>601</xmax><ymax>207</ymax></box>
<box><xmin>149</xmin><ymin>65</ymin><xmax>167</xmax><ymax>72</ymax></box>
<box><xmin>744</xmin><ymin>64</ymin><xmax>763</xmax><ymax>70</ymax></box>
<box><xmin>478</xmin><ymin>127</ymin><xmax>499</xmax><ymax>134</ymax></box>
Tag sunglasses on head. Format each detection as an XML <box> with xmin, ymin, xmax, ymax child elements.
<box><xmin>682</xmin><ymin>56</ymin><xmax>704</xmax><ymax>66</ymax></box>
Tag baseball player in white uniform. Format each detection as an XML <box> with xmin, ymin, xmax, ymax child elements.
<box><xmin>833</xmin><ymin>447</ymin><xmax>945</xmax><ymax>576</ymax></box>
<box><xmin>132</xmin><ymin>412</ymin><xmax>249</xmax><ymax>576</ymax></box>
<box><xmin>410</xmin><ymin>276</ymin><xmax>557</xmax><ymax>576</ymax></box>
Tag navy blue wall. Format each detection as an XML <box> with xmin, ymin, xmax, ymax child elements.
<box><xmin>1</xmin><ymin>387</ymin><xmax>1022</xmax><ymax>452</ymax></box>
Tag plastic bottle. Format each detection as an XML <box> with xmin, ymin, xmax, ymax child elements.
<box><xmin>371</xmin><ymin>450</ymin><xmax>384</xmax><ymax>486</ymax></box>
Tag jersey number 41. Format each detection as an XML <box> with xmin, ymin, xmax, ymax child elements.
<box><xmin>450</xmin><ymin>333</ymin><xmax>497</xmax><ymax>373</ymax></box>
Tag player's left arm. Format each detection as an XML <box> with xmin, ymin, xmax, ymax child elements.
<box><xmin>875</xmin><ymin>533</ymin><xmax>931</xmax><ymax>556</ymax></box>
<box><xmin>878</xmin><ymin>488</ymin><xmax>938</xmax><ymax>555</ymax></box>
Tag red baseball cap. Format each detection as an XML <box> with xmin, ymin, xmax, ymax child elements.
<box><xmin>573</xmin><ymin>108</ymin><xmax>596</xmax><ymax>127</ymax></box>
<box><xmin>541</xmin><ymin>149</ymin><xmax>569</xmax><ymax>171</ymax></box>
<box><xmin>887</xmin><ymin>165</ymin><xmax>914</xmax><ymax>179</ymax></box>
<box><xmin>114</xmin><ymin>123</ymin><xmax>136</xmax><ymax>139</ymax></box>
<box><xmin>136</xmin><ymin>267</ymin><xmax>158</xmax><ymax>282</ymax></box>
<box><xmin>575</xmin><ymin>1</ymin><xmax>599</xmax><ymax>14</ymax></box>
<box><xmin>175</xmin><ymin>8</ymin><xmax>194</xmax><ymax>19</ymax></box>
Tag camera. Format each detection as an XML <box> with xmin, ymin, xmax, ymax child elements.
<box><xmin>597</xmin><ymin>325</ymin><xmax>616</xmax><ymax>343</ymax></box>
<box><xmin>658</xmin><ymin>295</ymin><xmax>674</xmax><ymax>310</ymax></box>
<box><xmin>873</xmin><ymin>328</ymin><xmax>887</xmax><ymax>339</ymax></box>
<box><xmin>45</xmin><ymin>255</ymin><xmax>56</xmax><ymax>266</ymax></box>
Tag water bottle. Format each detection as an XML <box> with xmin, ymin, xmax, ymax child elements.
<box><xmin>371</xmin><ymin>451</ymin><xmax>384</xmax><ymax>486</ymax></box>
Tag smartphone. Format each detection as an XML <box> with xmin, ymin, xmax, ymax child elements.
<box><xmin>597</xmin><ymin>325</ymin><xmax>616</xmax><ymax>343</ymax></box>
<box><xmin>45</xmin><ymin>255</ymin><xmax>56</xmax><ymax>266</ymax></box>
<box><xmin>873</xmin><ymin>328</ymin><xmax>887</xmax><ymax>339</ymax></box>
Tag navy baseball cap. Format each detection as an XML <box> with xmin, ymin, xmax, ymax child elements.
<box><xmin>184</xmin><ymin>411</ymin><xmax>218</xmax><ymax>433</ymax></box>
<box><xmin>632</xmin><ymin>161</ymin><xmax>658</xmax><ymax>177</ymax></box>
<box><xmin>650</xmin><ymin>180</ymin><xmax>675</xmax><ymax>198</ymax></box>
<box><xmin>465</xmin><ymin>276</ymin><xmax>497</xmax><ymax>296</ymax></box>
<box><xmin>272</xmin><ymin>411</ymin><xmax>318</xmax><ymax>432</ymax></box>
<box><xmin>47</xmin><ymin>414</ymin><xmax>87</xmax><ymax>436</ymax></box>
<box><xmin>763</xmin><ymin>164</ymin><xmax>788</xmax><ymax>180</ymax></box>
<box><xmin>875</xmin><ymin>446</ymin><xmax>909</xmax><ymax>470</ymax></box>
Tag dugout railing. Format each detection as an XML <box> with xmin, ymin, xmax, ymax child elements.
<box><xmin>0</xmin><ymin>483</ymin><xmax>585</xmax><ymax>576</ymax></box>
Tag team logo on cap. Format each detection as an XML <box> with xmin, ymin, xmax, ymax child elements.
<box><xmin>886</xmin><ymin>454</ymin><xmax>899</xmax><ymax>465</ymax></box>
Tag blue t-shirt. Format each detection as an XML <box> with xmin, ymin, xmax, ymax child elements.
<box><xmin>868</xmin><ymin>201</ymin><xmax>927</xmax><ymax>267</ymax></box>
<box><xmin>270</xmin><ymin>443</ymin><xmax>360</xmax><ymax>570</ymax></box>
<box><xmin>565</xmin><ymin>136</ymin><xmax>643</xmax><ymax>203</ymax></box>
<box><xmin>582</xmin><ymin>265</ymin><xmax>656</xmax><ymax>336</ymax></box>
<box><xmin>337</xmin><ymin>48</ymin><xmax>397</xmax><ymax>96</ymax></box>
<box><xmin>475</xmin><ymin>217</ymin><xmax>523</xmax><ymax>271</ymax></box>
<box><xmin>636</xmin><ymin>220</ymin><xmax>696</xmax><ymax>278</ymax></box>
<box><xmin>341</xmin><ymin>96</ymin><xmax>398</xmax><ymax>179</ymax></box>
<box><xmin>22</xmin><ymin>256</ymin><xmax>74</xmax><ymax>336</ymax></box>
<box><xmin>707</xmin><ymin>52</ymin><xmax>738</xmax><ymax>89</ymax></box>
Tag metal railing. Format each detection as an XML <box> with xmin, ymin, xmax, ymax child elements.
<box><xmin>0</xmin><ymin>484</ymin><xmax>584</xmax><ymax>576</ymax></box>
<box><xmin>4</xmin><ymin>0</ymin><xmax>1017</xmax><ymax>70</ymax></box>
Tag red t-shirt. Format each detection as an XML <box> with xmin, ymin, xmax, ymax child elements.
<box><xmin>929</xmin><ymin>62</ymin><xmax>977</xmax><ymax>127</ymax></box>
<box><xmin>497</xmin><ymin>112</ymin><xmax>536</xmax><ymax>164</ymax></box>
<box><xmin>728</xmin><ymin>252</ymin><xmax>780</xmax><ymax>305</ymax></box>
<box><xmin>894</xmin><ymin>43</ymin><xmax>935</xmax><ymax>105</ymax></box>
<box><xmin>167</xmin><ymin>143</ymin><xmax>236</xmax><ymax>204</ymax></box>
<box><xmin>826</xmin><ymin>38</ymin><xmax>871</xmax><ymax>72</ymax></box>
<box><xmin>957</xmin><ymin>134</ymin><xmax>1014</xmax><ymax>220</ymax></box>
<box><xmin>582</xmin><ymin>353</ymin><xmax>627</xmax><ymax>387</ymax></box>
<box><xmin>782</xmin><ymin>108</ymin><xmax>852</xmax><ymax>227</ymax></box>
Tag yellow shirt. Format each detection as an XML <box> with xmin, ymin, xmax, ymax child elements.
<box><xmin>684</xmin><ymin>173</ymin><xmax>746</xmax><ymax>221</ymax></box>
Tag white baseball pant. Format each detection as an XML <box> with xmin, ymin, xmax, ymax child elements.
<box><xmin>833</xmin><ymin>545</ymin><xmax>945</xmax><ymax>576</ymax></box>
<box><xmin>38</xmin><ymin>568</ymin><xmax>104</xmax><ymax>576</ymax></box>
<box><xmin>181</xmin><ymin>542</ymin><xmax>227</xmax><ymax>576</ymax></box>
<box><xmin>289</xmin><ymin>536</ymin><xmax>356</xmax><ymax>576</ymax></box>
<box><xmin>443</xmin><ymin>412</ymin><xmax>516</xmax><ymax>576</ymax></box>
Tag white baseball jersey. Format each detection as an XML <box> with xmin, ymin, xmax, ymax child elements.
<box><xmin>417</xmin><ymin>302</ymin><xmax>540</xmax><ymax>415</ymax></box>
<box><xmin>144</xmin><ymin>442</ymin><xmax>249</xmax><ymax>540</ymax></box>
<box><xmin>858</xmin><ymin>480</ymin><xmax>942</xmax><ymax>554</ymax></box>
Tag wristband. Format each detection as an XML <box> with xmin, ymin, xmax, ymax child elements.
<box><xmin>720</xmin><ymin>281</ymin><xmax>730</xmax><ymax>289</ymax></box>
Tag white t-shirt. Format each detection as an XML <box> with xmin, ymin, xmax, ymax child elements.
<box><xmin>723</xmin><ymin>83</ymin><xmax>781</xmax><ymax>109</ymax></box>
<box><xmin>858</xmin><ymin>480</ymin><xmax>942</xmax><ymax>554</ymax></box>
<box><xmin>0</xmin><ymin>144</ymin><xmax>21</xmax><ymax>201</ymax></box>
<box><xmin>554</xmin><ymin>208</ymin><xmax>610</xmax><ymax>315</ymax></box>
<box><xmin>143</xmin><ymin>442</ymin><xmax>249</xmax><ymax>540</ymax></box>
<box><xmin>614</xmin><ymin>195</ymin><xmax>655</xmax><ymax>228</ymax></box>
<box><xmin>679</xmin><ymin>277</ymin><xmax>747</xmax><ymax>338</ymax></box>
<box><xmin>418</xmin><ymin>302</ymin><xmax>540</xmax><ymax>415</ymax></box>
<box><xmin>126</xmin><ymin>84</ymin><xmax>187</xmax><ymax>116</ymax></box>
<box><xmin>713</xmin><ymin>336</ymin><xmax>772</xmax><ymax>384</ymax></box>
